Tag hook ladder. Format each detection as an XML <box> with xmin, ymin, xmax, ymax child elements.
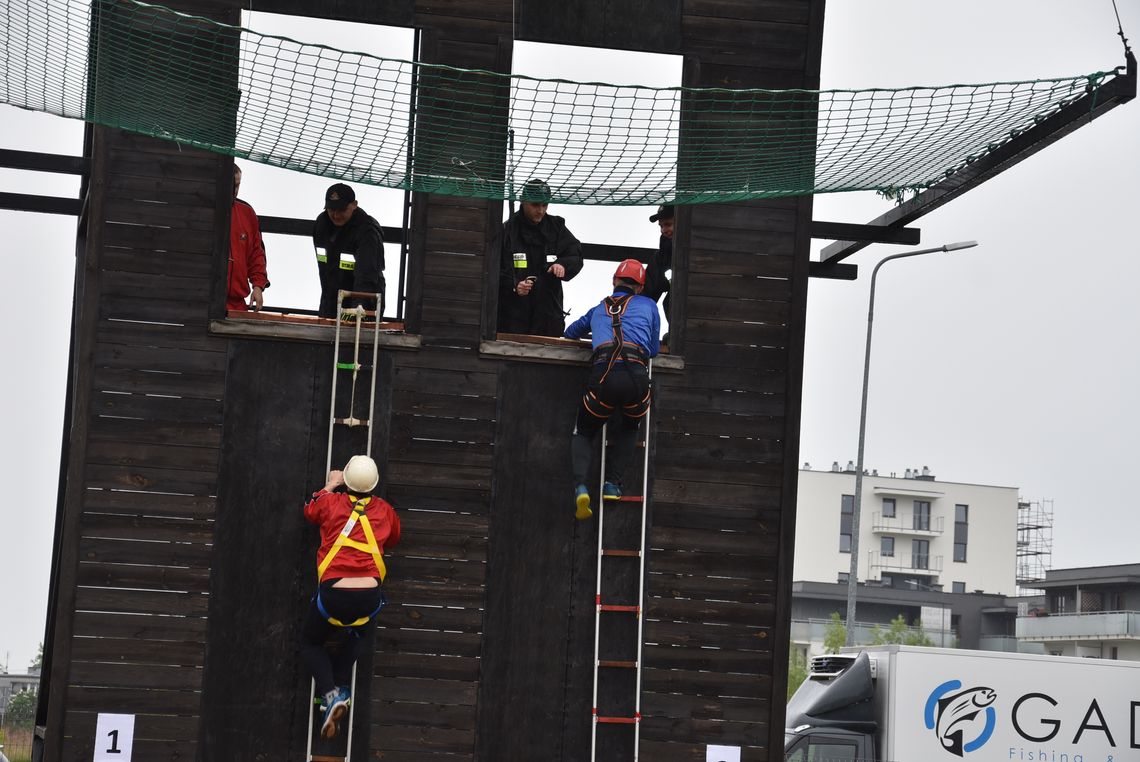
<box><xmin>589</xmin><ymin>361</ymin><xmax>653</xmax><ymax>761</ymax></box>
<box><xmin>306</xmin><ymin>289</ymin><xmax>384</xmax><ymax>762</ymax></box>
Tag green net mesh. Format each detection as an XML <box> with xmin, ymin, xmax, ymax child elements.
<box><xmin>0</xmin><ymin>0</ymin><xmax>1120</xmax><ymax>205</ymax></box>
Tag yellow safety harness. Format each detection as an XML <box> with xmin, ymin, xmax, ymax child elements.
<box><xmin>315</xmin><ymin>495</ymin><xmax>388</xmax><ymax>627</ymax></box>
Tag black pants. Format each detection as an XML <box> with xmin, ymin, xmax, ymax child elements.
<box><xmin>298</xmin><ymin>580</ymin><xmax>385</xmax><ymax>696</ymax></box>
<box><xmin>571</xmin><ymin>361</ymin><xmax>651</xmax><ymax>488</ymax></box>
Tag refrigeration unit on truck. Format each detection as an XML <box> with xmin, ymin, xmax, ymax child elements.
<box><xmin>784</xmin><ymin>645</ymin><xmax>1140</xmax><ymax>762</ymax></box>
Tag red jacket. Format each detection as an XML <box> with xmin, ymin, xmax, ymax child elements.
<box><xmin>228</xmin><ymin>198</ymin><xmax>268</xmax><ymax>311</ymax></box>
<box><xmin>304</xmin><ymin>490</ymin><xmax>401</xmax><ymax>581</ymax></box>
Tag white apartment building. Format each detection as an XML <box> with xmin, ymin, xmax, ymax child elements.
<box><xmin>794</xmin><ymin>464</ymin><xmax>1019</xmax><ymax>596</ymax></box>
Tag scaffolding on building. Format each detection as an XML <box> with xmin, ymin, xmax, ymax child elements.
<box><xmin>1017</xmin><ymin>499</ymin><xmax>1054</xmax><ymax>594</ymax></box>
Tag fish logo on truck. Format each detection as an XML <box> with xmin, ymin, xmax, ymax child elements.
<box><xmin>925</xmin><ymin>680</ymin><xmax>997</xmax><ymax>756</ymax></box>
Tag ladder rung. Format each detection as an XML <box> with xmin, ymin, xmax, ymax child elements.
<box><xmin>603</xmin><ymin>495</ymin><xmax>643</xmax><ymax>503</ymax></box>
<box><xmin>598</xmin><ymin>660</ymin><xmax>638</xmax><ymax>668</ymax></box>
<box><xmin>335</xmin><ymin>362</ymin><xmax>363</xmax><ymax>370</ymax></box>
<box><xmin>601</xmin><ymin>549</ymin><xmax>641</xmax><ymax>557</ymax></box>
<box><xmin>311</xmin><ymin>757</ymin><xmax>345</xmax><ymax>762</ymax></box>
<box><xmin>595</xmin><ymin>715</ymin><xmax>640</xmax><ymax>724</ymax></box>
<box><xmin>333</xmin><ymin>417</ymin><xmax>369</xmax><ymax>427</ymax></box>
<box><xmin>598</xmin><ymin>604</ymin><xmax>640</xmax><ymax>613</ymax></box>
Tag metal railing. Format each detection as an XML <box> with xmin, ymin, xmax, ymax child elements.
<box><xmin>867</xmin><ymin>551</ymin><xmax>943</xmax><ymax>574</ymax></box>
<box><xmin>869</xmin><ymin>512</ymin><xmax>945</xmax><ymax>535</ymax></box>
<box><xmin>1016</xmin><ymin>610</ymin><xmax>1140</xmax><ymax>641</ymax></box>
<box><xmin>790</xmin><ymin>617</ymin><xmax>955</xmax><ymax>647</ymax></box>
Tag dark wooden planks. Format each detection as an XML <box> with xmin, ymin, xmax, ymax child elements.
<box><xmin>200</xmin><ymin>339</ymin><xmax>343</xmax><ymax>760</ymax></box>
<box><xmin>474</xmin><ymin>362</ymin><xmax>594</xmax><ymax>760</ymax></box>
<box><xmin>47</xmin><ymin>117</ymin><xmax>232</xmax><ymax>759</ymax></box>
<box><xmin>375</xmin><ymin>347</ymin><xmax>496</xmax><ymax>759</ymax></box>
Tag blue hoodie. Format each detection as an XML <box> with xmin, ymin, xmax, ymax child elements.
<box><xmin>564</xmin><ymin>290</ymin><xmax>660</xmax><ymax>359</ymax></box>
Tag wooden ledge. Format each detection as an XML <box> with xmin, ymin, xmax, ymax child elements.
<box><xmin>209</xmin><ymin>311</ymin><xmax>420</xmax><ymax>349</ymax></box>
<box><xmin>481</xmin><ymin>333</ymin><xmax>683</xmax><ymax>371</ymax></box>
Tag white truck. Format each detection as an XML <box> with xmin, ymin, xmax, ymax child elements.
<box><xmin>784</xmin><ymin>645</ymin><xmax>1140</xmax><ymax>762</ymax></box>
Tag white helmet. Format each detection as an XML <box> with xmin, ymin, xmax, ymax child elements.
<box><xmin>343</xmin><ymin>455</ymin><xmax>379</xmax><ymax>493</ymax></box>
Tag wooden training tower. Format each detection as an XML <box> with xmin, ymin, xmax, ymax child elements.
<box><xmin>38</xmin><ymin>1</ymin><xmax>825</xmax><ymax>759</ymax></box>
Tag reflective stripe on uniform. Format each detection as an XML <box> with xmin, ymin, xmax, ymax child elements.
<box><xmin>314</xmin><ymin>247</ymin><xmax>356</xmax><ymax>271</ymax></box>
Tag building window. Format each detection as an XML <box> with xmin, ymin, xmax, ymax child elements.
<box><xmin>912</xmin><ymin>500</ymin><xmax>931</xmax><ymax>531</ymax></box>
<box><xmin>881</xmin><ymin>536</ymin><xmax>895</xmax><ymax>557</ymax></box>
<box><xmin>837</xmin><ymin>572</ymin><xmax>849</xmax><ymax>584</ymax></box>
<box><xmin>912</xmin><ymin>539</ymin><xmax>930</xmax><ymax>569</ymax></box>
<box><xmin>839</xmin><ymin>494</ymin><xmax>854</xmax><ymax>553</ymax></box>
<box><xmin>953</xmin><ymin>504</ymin><xmax>968</xmax><ymax>562</ymax></box>
<box><xmin>880</xmin><ymin>574</ymin><xmax>895</xmax><ymax>588</ymax></box>
<box><xmin>504</xmin><ymin>42</ymin><xmax>684</xmax><ymax>341</ymax></box>
<box><xmin>235</xmin><ymin>13</ymin><xmax>415</xmax><ymax>320</ymax></box>
<box><xmin>952</xmin><ymin>581</ymin><xmax>966</xmax><ymax>594</ymax></box>
<box><xmin>882</xmin><ymin>497</ymin><xmax>896</xmax><ymax>518</ymax></box>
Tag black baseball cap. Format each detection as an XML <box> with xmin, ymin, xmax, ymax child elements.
<box><xmin>325</xmin><ymin>183</ymin><xmax>356</xmax><ymax>211</ymax></box>
<box><xmin>521</xmin><ymin>178</ymin><xmax>552</xmax><ymax>204</ymax></box>
<box><xmin>649</xmin><ymin>204</ymin><xmax>675</xmax><ymax>222</ymax></box>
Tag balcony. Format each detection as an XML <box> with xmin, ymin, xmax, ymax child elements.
<box><xmin>870</xmin><ymin>512</ymin><xmax>944</xmax><ymax>536</ymax></box>
<box><xmin>1016</xmin><ymin>611</ymin><xmax>1140</xmax><ymax>642</ymax></box>
<box><xmin>868</xmin><ymin>551</ymin><xmax>943</xmax><ymax>575</ymax></box>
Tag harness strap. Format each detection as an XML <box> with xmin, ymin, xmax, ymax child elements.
<box><xmin>316</xmin><ymin>588</ymin><xmax>387</xmax><ymax>628</ymax></box>
<box><xmin>599</xmin><ymin>294</ymin><xmax>634</xmax><ymax>384</ymax></box>
<box><xmin>591</xmin><ymin>343</ymin><xmax>648</xmax><ymax>366</ymax></box>
<box><xmin>316</xmin><ymin>495</ymin><xmax>389</xmax><ymax>583</ymax></box>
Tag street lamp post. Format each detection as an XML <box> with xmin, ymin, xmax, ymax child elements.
<box><xmin>843</xmin><ymin>241</ymin><xmax>978</xmax><ymax>647</ymax></box>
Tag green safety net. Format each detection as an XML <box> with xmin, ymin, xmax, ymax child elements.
<box><xmin>0</xmin><ymin>0</ymin><xmax>1122</xmax><ymax>205</ymax></box>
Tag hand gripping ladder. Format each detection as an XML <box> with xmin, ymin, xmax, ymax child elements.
<box><xmin>589</xmin><ymin>359</ymin><xmax>653</xmax><ymax>761</ymax></box>
<box><xmin>305</xmin><ymin>289</ymin><xmax>383</xmax><ymax>762</ymax></box>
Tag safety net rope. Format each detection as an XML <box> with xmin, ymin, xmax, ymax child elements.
<box><xmin>0</xmin><ymin>0</ymin><xmax>1121</xmax><ymax>205</ymax></box>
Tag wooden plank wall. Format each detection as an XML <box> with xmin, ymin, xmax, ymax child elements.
<box><xmin>42</xmin><ymin>0</ymin><xmax>823</xmax><ymax>759</ymax></box>
<box><xmin>44</xmin><ymin>124</ymin><xmax>232</xmax><ymax>759</ymax></box>
<box><xmin>639</xmin><ymin>3</ymin><xmax>823</xmax><ymax>758</ymax></box>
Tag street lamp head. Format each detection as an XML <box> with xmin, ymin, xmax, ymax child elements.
<box><xmin>943</xmin><ymin>240</ymin><xmax>979</xmax><ymax>252</ymax></box>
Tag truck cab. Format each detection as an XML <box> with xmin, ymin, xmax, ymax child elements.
<box><xmin>784</xmin><ymin>653</ymin><xmax>877</xmax><ymax>762</ymax></box>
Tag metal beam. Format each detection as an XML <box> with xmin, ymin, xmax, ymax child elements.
<box><xmin>821</xmin><ymin>51</ymin><xmax>1137</xmax><ymax>264</ymax></box>
<box><xmin>0</xmin><ymin>148</ymin><xmax>88</xmax><ymax>175</ymax></box>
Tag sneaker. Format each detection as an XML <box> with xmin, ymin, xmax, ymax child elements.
<box><xmin>602</xmin><ymin>482</ymin><xmax>622</xmax><ymax>501</ymax></box>
<box><xmin>574</xmin><ymin>484</ymin><xmax>592</xmax><ymax>520</ymax></box>
<box><xmin>320</xmin><ymin>686</ymin><xmax>351</xmax><ymax>739</ymax></box>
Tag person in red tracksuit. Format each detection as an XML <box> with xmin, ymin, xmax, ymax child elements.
<box><xmin>228</xmin><ymin>164</ymin><xmax>269</xmax><ymax>312</ymax></box>
<box><xmin>298</xmin><ymin>455</ymin><xmax>400</xmax><ymax>739</ymax></box>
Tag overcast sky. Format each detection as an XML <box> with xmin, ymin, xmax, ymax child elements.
<box><xmin>1</xmin><ymin>0</ymin><xmax>1136</xmax><ymax>672</ymax></box>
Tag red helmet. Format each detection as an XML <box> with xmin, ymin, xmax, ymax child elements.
<box><xmin>613</xmin><ymin>258</ymin><xmax>645</xmax><ymax>286</ymax></box>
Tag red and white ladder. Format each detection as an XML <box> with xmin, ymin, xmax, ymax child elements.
<box><xmin>589</xmin><ymin>361</ymin><xmax>653</xmax><ymax>760</ymax></box>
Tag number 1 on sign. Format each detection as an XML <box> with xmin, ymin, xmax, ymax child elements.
<box><xmin>93</xmin><ymin>713</ymin><xmax>135</xmax><ymax>762</ymax></box>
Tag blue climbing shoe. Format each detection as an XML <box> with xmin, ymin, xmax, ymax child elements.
<box><xmin>603</xmin><ymin>482</ymin><xmax>622</xmax><ymax>501</ymax></box>
<box><xmin>575</xmin><ymin>484</ymin><xmax>592</xmax><ymax>520</ymax></box>
<box><xmin>320</xmin><ymin>686</ymin><xmax>351</xmax><ymax>739</ymax></box>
